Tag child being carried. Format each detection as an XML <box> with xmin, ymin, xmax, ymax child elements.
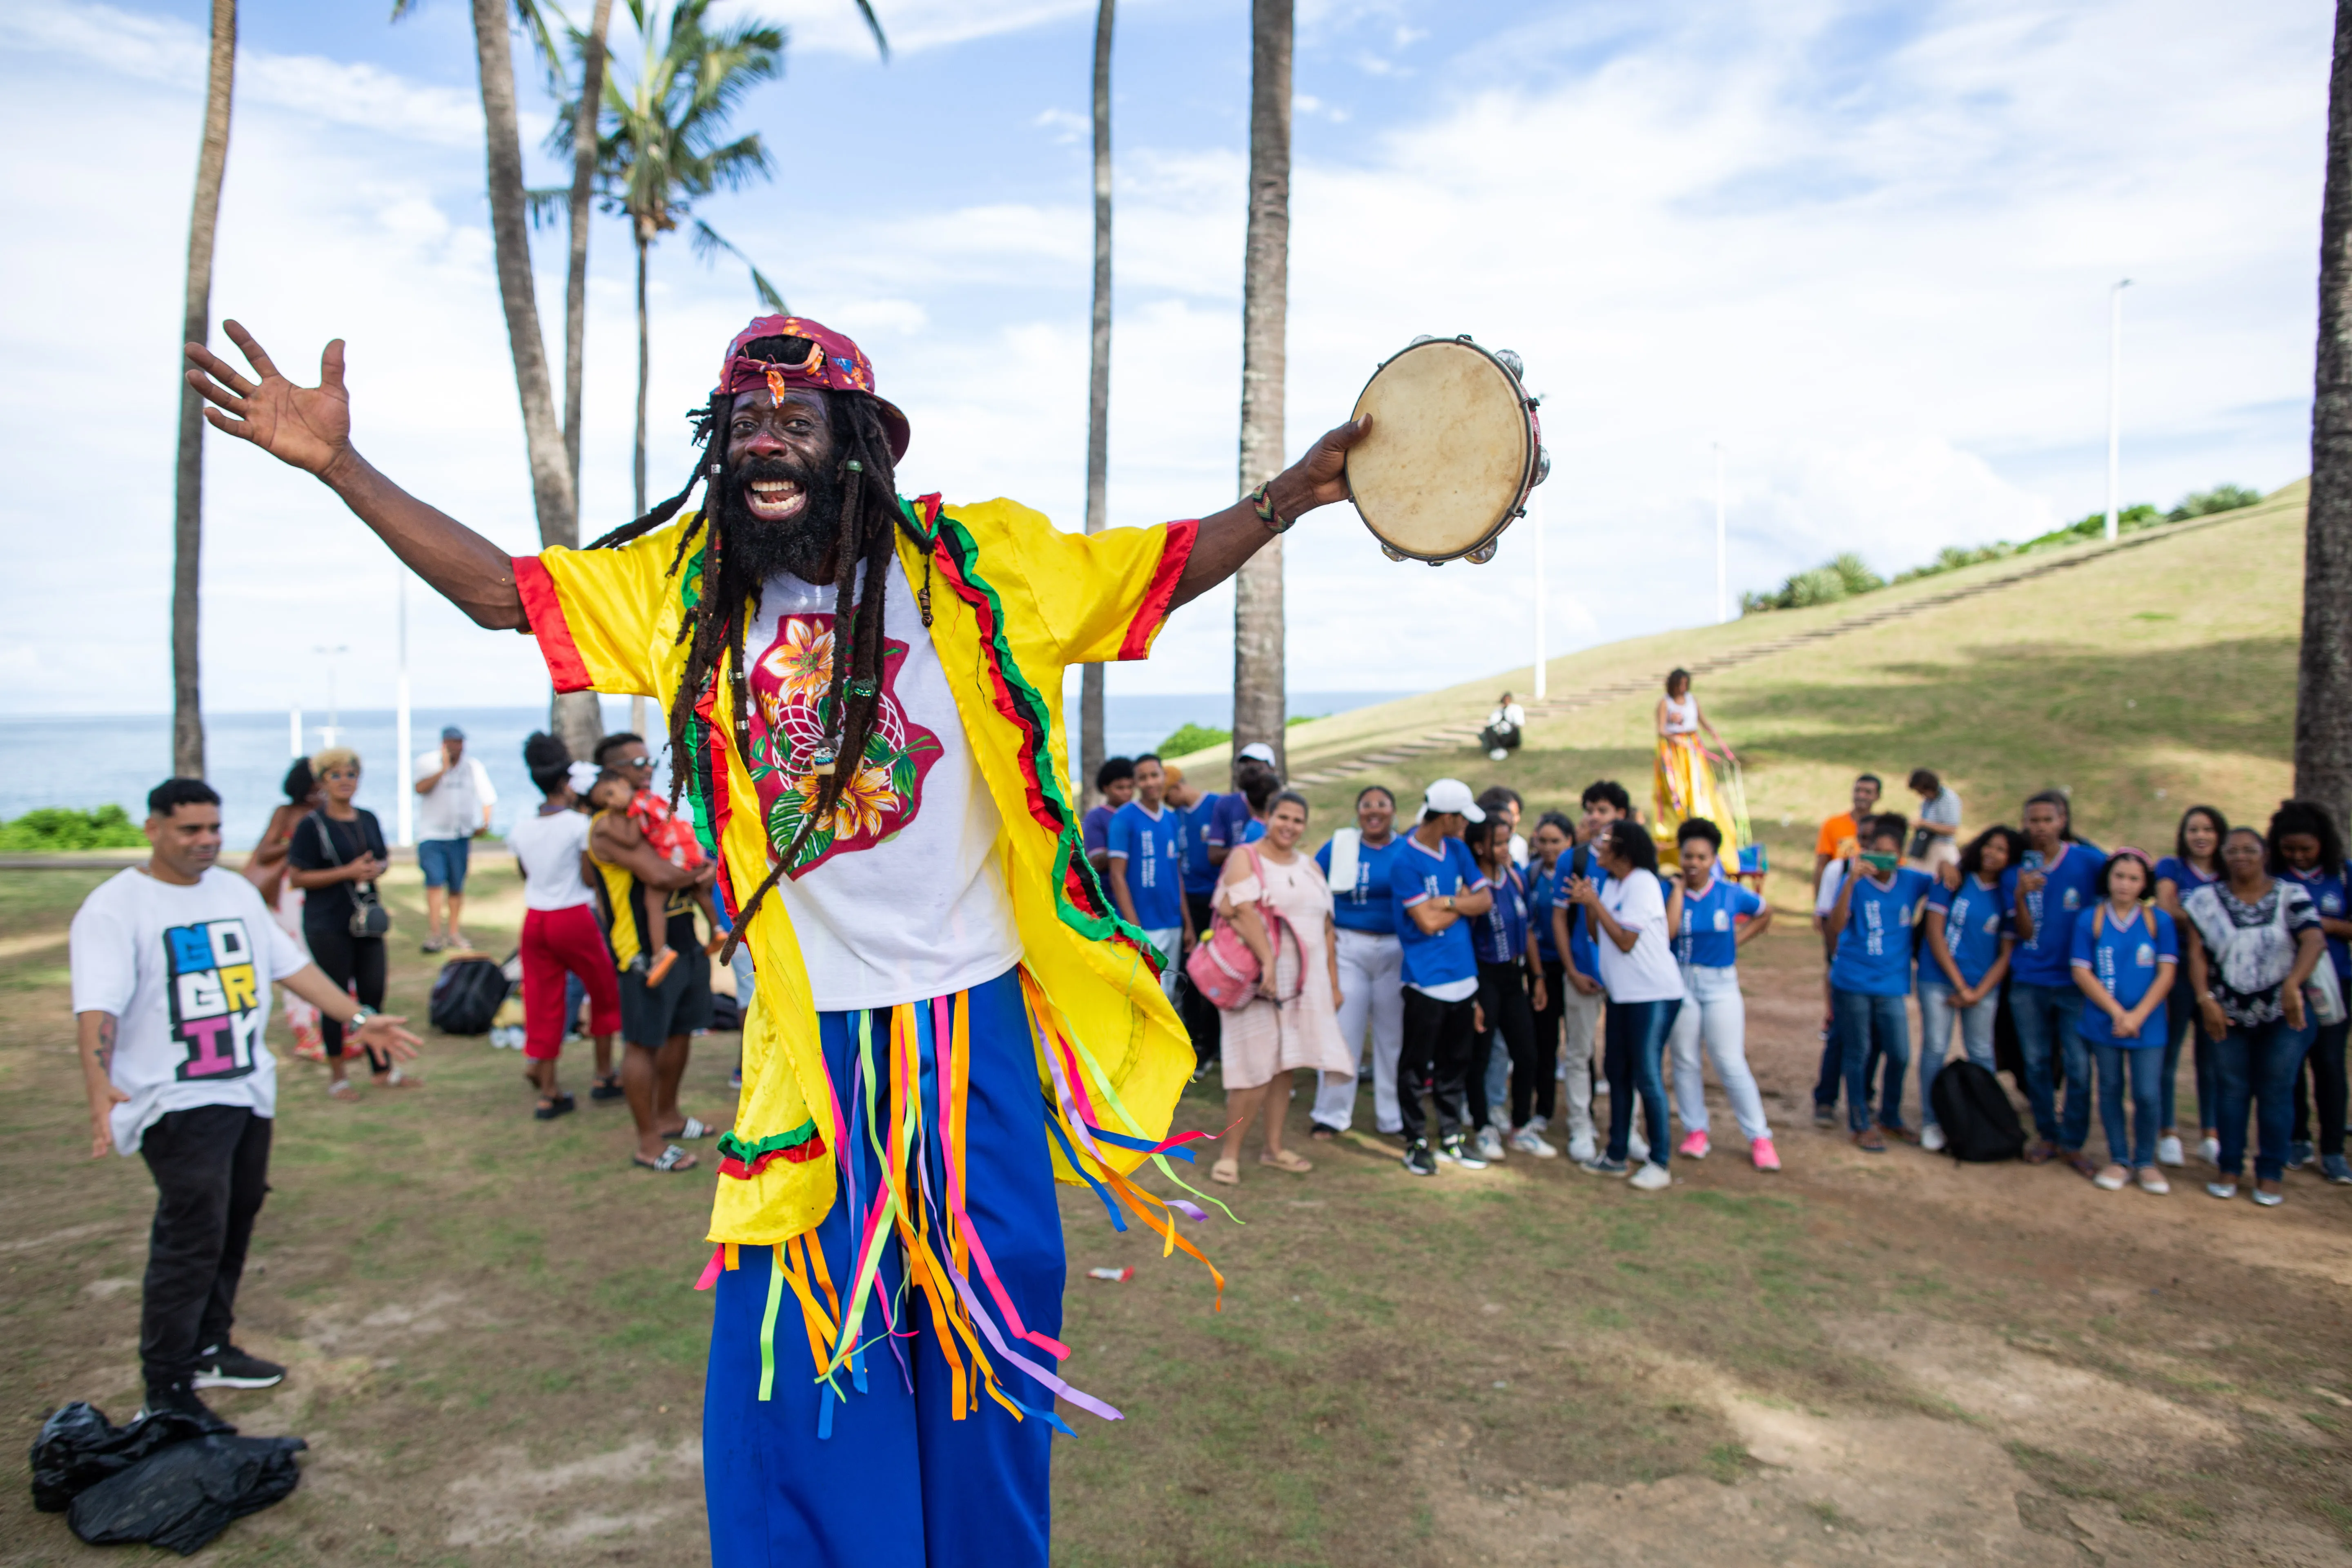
<box><xmin>588</xmin><ymin>769</ymin><xmax>723</xmax><ymax>986</ymax></box>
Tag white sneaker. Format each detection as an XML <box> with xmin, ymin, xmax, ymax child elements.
<box><xmin>1510</xmin><ymin>1125</ymin><xmax>1558</xmax><ymax>1158</ymax></box>
<box><xmin>2198</xmin><ymin>1135</ymin><xmax>2220</xmax><ymax>1167</ymax></box>
<box><xmin>1920</xmin><ymin>1124</ymin><xmax>1947</xmax><ymax>1153</ymax></box>
<box><xmin>1629</xmin><ymin>1161</ymin><xmax>1673</xmax><ymax>1192</ymax></box>
<box><xmin>1567</xmin><ymin>1133</ymin><xmax>1597</xmax><ymax>1165</ymax></box>
<box><xmin>1474</xmin><ymin>1126</ymin><xmax>1507</xmax><ymax>1163</ymax></box>
<box><xmin>1629</xmin><ymin>1129</ymin><xmax>1650</xmax><ymax>1165</ymax></box>
<box><xmin>2156</xmin><ymin>1134</ymin><xmax>2184</xmax><ymax>1167</ymax></box>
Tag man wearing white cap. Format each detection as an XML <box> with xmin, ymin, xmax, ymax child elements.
<box><xmin>1390</xmin><ymin>779</ymin><xmax>1495</xmax><ymax>1176</ymax></box>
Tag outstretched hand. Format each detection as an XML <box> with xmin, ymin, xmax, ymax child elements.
<box><xmin>185</xmin><ymin>321</ymin><xmax>353</xmax><ymax>478</ymax></box>
<box><xmin>1267</xmin><ymin>416</ymin><xmax>1372</xmax><ymax>521</ymax></box>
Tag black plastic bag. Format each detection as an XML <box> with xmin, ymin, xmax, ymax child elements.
<box><xmin>30</xmin><ymin>1402</ymin><xmax>214</xmax><ymax>1513</ymax></box>
<box><xmin>430</xmin><ymin>953</ymin><xmax>511</xmax><ymax>1035</ymax></box>
<box><xmin>68</xmin><ymin>1433</ymin><xmax>306</xmax><ymax>1556</ymax></box>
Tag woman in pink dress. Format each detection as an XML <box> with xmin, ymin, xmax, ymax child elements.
<box><xmin>1209</xmin><ymin>791</ymin><xmax>1354</xmax><ymax>1184</ymax></box>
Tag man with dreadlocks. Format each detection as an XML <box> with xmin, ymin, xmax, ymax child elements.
<box><xmin>187</xmin><ymin>315</ymin><xmax>1366</xmax><ymax>1566</ymax></box>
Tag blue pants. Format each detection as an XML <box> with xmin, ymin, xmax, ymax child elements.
<box><xmin>2161</xmin><ymin>1002</ymin><xmax>2210</xmax><ymax>1133</ymax></box>
<box><xmin>2009</xmin><ymin>982</ymin><xmax>2091</xmax><ymax>1147</ymax></box>
<box><xmin>2091</xmin><ymin>1042</ymin><xmax>2162</xmax><ymax>1169</ymax></box>
<box><xmin>1832</xmin><ymin>988</ymin><xmax>1910</xmax><ymax>1133</ymax></box>
<box><xmin>704</xmin><ymin>967</ymin><xmax>1063</xmax><ymax>1568</ymax></box>
<box><xmin>2212</xmin><ymin>1015</ymin><xmax>2317</xmax><ymax>1182</ymax></box>
<box><xmin>1604</xmin><ymin>997</ymin><xmax>1679</xmax><ymax>1165</ymax></box>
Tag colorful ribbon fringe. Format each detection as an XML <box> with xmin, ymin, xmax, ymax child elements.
<box><xmin>694</xmin><ymin>969</ymin><xmax>1227</xmax><ymax>1439</ymax></box>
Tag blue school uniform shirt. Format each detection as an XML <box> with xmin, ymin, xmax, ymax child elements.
<box><xmin>1528</xmin><ymin>862</ymin><xmax>1564</xmax><ymax>963</ymax></box>
<box><xmin>1391</xmin><ymin>833</ymin><xmax>1488</xmax><ymax>992</ymax></box>
<box><xmin>1560</xmin><ymin>846</ymin><xmax>1604</xmax><ymax>979</ymax></box>
<box><xmin>2001</xmin><ymin>841</ymin><xmax>2108</xmax><ymax>987</ymax></box>
<box><xmin>1829</xmin><ymin>866</ymin><xmax>1935</xmax><ymax>997</ymax></box>
<box><xmin>1176</xmin><ymin>794</ymin><xmax>1222</xmax><ymax>897</ymax></box>
<box><xmin>1472</xmin><ymin>863</ymin><xmax>1531</xmax><ymax>965</ymax></box>
<box><xmin>1315</xmin><ymin>833</ymin><xmax>1404</xmax><ymax>936</ymax></box>
<box><xmin>2283</xmin><ymin>865</ymin><xmax>2352</xmax><ymax>980</ymax></box>
<box><xmin>1106</xmin><ymin>801</ymin><xmax>1185</xmax><ymax>931</ymax></box>
<box><xmin>1081</xmin><ymin>803</ymin><xmax>1116</xmax><ymax>861</ymax></box>
<box><xmin>1927</xmin><ymin>875</ymin><xmax>2011</xmax><ymax>989</ymax></box>
<box><xmin>1205</xmin><ymin>793</ymin><xmax>1265</xmax><ymax>852</ymax></box>
<box><xmin>2069</xmin><ymin>903</ymin><xmax>2178</xmax><ymax>1046</ymax></box>
<box><xmin>1673</xmin><ymin>873</ymin><xmax>1765</xmax><ymax>969</ymax></box>
<box><xmin>2153</xmin><ymin>855</ymin><xmax>2219</xmax><ymax>900</ymax></box>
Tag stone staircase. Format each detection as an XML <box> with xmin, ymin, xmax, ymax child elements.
<box><xmin>1285</xmin><ymin>505</ymin><xmax>2262</xmax><ymax>787</ymax></box>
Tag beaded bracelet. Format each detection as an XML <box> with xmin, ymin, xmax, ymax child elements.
<box><xmin>1248</xmin><ymin>481</ymin><xmax>1294</xmax><ymax>535</ymax></box>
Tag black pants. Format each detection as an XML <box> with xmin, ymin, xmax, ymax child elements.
<box><xmin>1478</xmin><ymin>959</ymin><xmax>1551</xmax><ymax>1128</ymax></box>
<box><xmin>2290</xmin><ymin>1018</ymin><xmax>2350</xmax><ymax>1156</ymax></box>
<box><xmin>1398</xmin><ymin>988</ymin><xmax>1477</xmax><ymax>1148</ymax></box>
<box><xmin>1180</xmin><ymin>891</ymin><xmax>1221</xmax><ymax>1066</ymax></box>
<box><xmin>139</xmin><ymin>1105</ymin><xmax>272</xmax><ymax>1391</ymax></box>
<box><xmin>1534</xmin><ymin>959</ymin><xmax>1566</xmax><ymax>1114</ymax></box>
<box><xmin>306</xmin><ymin>923</ymin><xmax>387</xmax><ymax>1062</ymax></box>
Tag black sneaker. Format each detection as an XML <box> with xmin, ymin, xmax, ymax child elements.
<box><xmin>139</xmin><ymin>1380</ymin><xmax>235</xmax><ymax>1435</ymax></box>
<box><xmin>192</xmin><ymin>1343</ymin><xmax>285</xmax><ymax>1390</ymax></box>
<box><xmin>2286</xmin><ymin>1140</ymin><xmax>2314</xmax><ymax>1171</ymax></box>
<box><xmin>1812</xmin><ymin>1104</ymin><xmax>1837</xmax><ymax>1129</ymax></box>
<box><xmin>1439</xmin><ymin>1135</ymin><xmax>1489</xmax><ymax>1171</ymax></box>
<box><xmin>1401</xmin><ymin>1142</ymin><xmax>1438</xmax><ymax>1177</ymax></box>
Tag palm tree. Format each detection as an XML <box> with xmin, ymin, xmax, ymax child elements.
<box><xmin>2302</xmin><ymin>0</ymin><xmax>2352</xmax><ymax>828</ymax></box>
<box><xmin>1078</xmin><ymin>0</ymin><xmax>1115</xmax><ymax>795</ymax></box>
<box><xmin>561</xmin><ymin>0</ymin><xmax>617</xmax><ymax>497</ymax></box>
<box><xmin>591</xmin><ymin>0</ymin><xmax>786</xmax><ymax>521</ymax></box>
<box><xmin>1232</xmin><ymin>0</ymin><xmax>1292</xmax><ymax>774</ymax></box>
<box><xmin>172</xmin><ymin>0</ymin><xmax>236</xmax><ymax>779</ymax></box>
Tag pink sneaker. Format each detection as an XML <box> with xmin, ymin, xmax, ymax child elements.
<box><xmin>1751</xmin><ymin>1135</ymin><xmax>1782</xmax><ymax>1172</ymax></box>
<box><xmin>1677</xmin><ymin>1130</ymin><xmax>1710</xmax><ymax>1160</ymax></box>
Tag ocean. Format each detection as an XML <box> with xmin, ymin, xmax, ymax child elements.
<box><xmin>0</xmin><ymin>690</ymin><xmax>1409</xmax><ymax>851</ymax></box>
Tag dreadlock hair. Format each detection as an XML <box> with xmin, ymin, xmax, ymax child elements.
<box><xmin>585</xmin><ymin>339</ymin><xmax>924</xmax><ymax>958</ymax></box>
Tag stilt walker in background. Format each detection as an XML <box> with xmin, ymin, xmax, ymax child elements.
<box><xmin>187</xmin><ymin>313</ymin><xmax>1369</xmax><ymax>1566</ymax></box>
<box><xmin>1653</xmin><ymin>667</ymin><xmax>1749</xmax><ymax>872</ymax></box>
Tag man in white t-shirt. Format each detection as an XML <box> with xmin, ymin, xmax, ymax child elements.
<box><xmin>414</xmin><ymin>724</ymin><xmax>497</xmax><ymax>953</ymax></box>
<box><xmin>71</xmin><ymin>777</ymin><xmax>420</xmax><ymax>1431</ymax></box>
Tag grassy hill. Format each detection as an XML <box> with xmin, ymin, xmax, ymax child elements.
<box><xmin>1175</xmin><ymin>481</ymin><xmax>2308</xmax><ymax>907</ymax></box>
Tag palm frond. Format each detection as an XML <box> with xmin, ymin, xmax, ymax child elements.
<box><xmin>691</xmin><ymin>219</ymin><xmax>788</xmax><ymax>312</ymax></box>
<box><xmin>524</xmin><ymin>185</ymin><xmax>572</xmax><ymax>230</ymax></box>
<box><xmin>851</xmin><ymin>0</ymin><xmax>888</xmax><ymax>61</ymax></box>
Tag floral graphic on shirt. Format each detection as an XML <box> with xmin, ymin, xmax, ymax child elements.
<box><xmin>746</xmin><ymin>612</ymin><xmax>940</xmax><ymax>877</ymax></box>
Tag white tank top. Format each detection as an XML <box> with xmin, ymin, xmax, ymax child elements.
<box><xmin>1662</xmin><ymin>693</ymin><xmax>1697</xmax><ymax>735</ymax></box>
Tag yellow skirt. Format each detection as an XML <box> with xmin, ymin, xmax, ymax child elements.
<box><xmin>1653</xmin><ymin>735</ymin><xmax>1744</xmax><ymax>865</ymax></box>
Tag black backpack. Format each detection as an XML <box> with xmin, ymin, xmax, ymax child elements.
<box><xmin>1929</xmin><ymin>1058</ymin><xmax>2026</xmax><ymax>1162</ymax></box>
<box><xmin>429</xmin><ymin>954</ymin><xmax>510</xmax><ymax>1036</ymax></box>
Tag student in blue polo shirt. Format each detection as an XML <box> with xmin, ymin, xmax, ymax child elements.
<box><xmin>1165</xmin><ymin>766</ymin><xmax>1224</xmax><ymax>1069</ymax></box>
<box><xmin>2272</xmin><ymin>800</ymin><xmax>2352</xmax><ymax>1184</ymax></box>
<box><xmin>1310</xmin><ymin>786</ymin><xmax>1407</xmax><ymax>1140</ymax></box>
<box><xmin>1918</xmin><ymin>824</ymin><xmax>2019</xmax><ymax>1152</ymax></box>
<box><xmin>1390</xmin><ymin>780</ymin><xmax>1494</xmax><ymax>1176</ymax></box>
<box><xmin>1467</xmin><ymin>815</ymin><xmax>1545</xmax><ymax>1163</ymax></box>
<box><xmin>1105</xmin><ymin>755</ymin><xmax>1189</xmax><ymax>997</ymax></box>
<box><xmin>1826</xmin><ymin>815</ymin><xmax>1935</xmax><ymax>1150</ymax></box>
<box><xmin>1666</xmin><ymin>817</ymin><xmax>1777</xmax><ymax>1169</ymax></box>
<box><xmin>1545</xmin><ymin>782</ymin><xmax>1629</xmax><ymax>1164</ymax></box>
<box><xmin>1082</xmin><ymin>756</ymin><xmax>1135</xmax><ymax>873</ymax></box>
<box><xmin>2002</xmin><ymin>790</ymin><xmax>2108</xmax><ymax>1169</ymax></box>
<box><xmin>1523</xmin><ymin>811</ymin><xmax>1575</xmax><ymax>1150</ymax></box>
<box><xmin>2070</xmin><ymin>849</ymin><xmax>2178</xmax><ymax>1193</ymax></box>
<box><xmin>1205</xmin><ymin>745</ymin><xmax>1278</xmax><ymax>867</ymax></box>
<box><xmin>2154</xmin><ymin>805</ymin><xmax>2226</xmax><ymax>1168</ymax></box>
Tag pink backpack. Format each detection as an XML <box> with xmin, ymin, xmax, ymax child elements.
<box><xmin>1184</xmin><ymin>844</ymin><xmax>1304</xmax><ymax>1011</ymax></box>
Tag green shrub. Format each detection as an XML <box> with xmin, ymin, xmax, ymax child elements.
<box><xmin>2168</xmin><ymin>484</ymin><xmax>2261</xmax><ymax>520</ymax></box>
<box><xmin>0</xmin><ymin>805</ymin><xmax>147</xmax><ymax>853</ymax></box>
<box><xmin>1158</xmin><ymin>722</ymin><xmax>1231</xmax><ymax>757</ymax></box>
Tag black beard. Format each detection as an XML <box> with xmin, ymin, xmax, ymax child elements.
<box><xmin>719</xmin><ymin>454</ymin><xmax>846</xmax><ymax>583</ymax></box>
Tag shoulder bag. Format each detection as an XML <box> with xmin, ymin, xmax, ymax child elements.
<box><xmin>307</xmin><ymin>811</ymin><xmax>391</xmax><ymax>939</ymax></box>
<box><xmin>1185</xmin><ymin>844</ymin><xmax>1305</xmax><ymax>1012</ymax></box>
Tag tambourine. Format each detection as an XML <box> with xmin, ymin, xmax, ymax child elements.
<box><xmin>1343</xmin><ymin>335</ymin><xmax>1548</xmax><ymax>565</ymax></box>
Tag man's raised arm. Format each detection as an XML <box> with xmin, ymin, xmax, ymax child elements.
<box><xmin>185</xmin><ymin>323</ymin><xmax>528</xmax><ymax>630</ymax></box>
<box><xmin>1168</xmin><ymin>416</ymin><xmax>1370</xmax><ymax>612</ymax></box>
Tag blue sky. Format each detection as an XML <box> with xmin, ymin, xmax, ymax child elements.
<box><xmin>0</xmin><ymin>0</ymin><xmax>2332</xmax><ymax>717</ymax></box>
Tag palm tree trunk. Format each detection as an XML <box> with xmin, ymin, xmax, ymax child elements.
<box><xmin>563</xmin><ymin>0</ymin><xmax>616</xmax><ymax>492</ymax></box>
<box><xmin>172</xmin><ymin>0</ymin><xmax>236</xmax><ymax>780</ymax></box>
<box><xmin>1080</xmin><ymin>0</ymin><xmax>1115</xmax><ymax>795</ymax></box>
<box><xmin>2302</xmin><ymin>0</ymin><xmax>2352</xmax><ymax>828</ymax></box>
<box><xmin>1233</xmin><ymin>0</ymin><xmax>1292</xmax><ymax>775</ymax></box>
<box><xmin>470</xmin><ymin>0</ymin><xmax>599</xmax><ymax>762</ymax></box>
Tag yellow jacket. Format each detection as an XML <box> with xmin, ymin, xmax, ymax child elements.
<box><xmin>514</xmin><ymin>495</ymin><xmax>1197</xmax><ymax>1247</ymax></box>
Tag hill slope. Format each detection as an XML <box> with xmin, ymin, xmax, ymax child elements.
<box><xmin>1178</xmin><ymin>483</ymin><xmax>2307</xmax><ymax>903</ymax></box>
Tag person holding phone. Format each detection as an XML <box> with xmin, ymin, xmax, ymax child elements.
<box><xmin>1826</xmin><ymin>816</ymin><xmax>1934</xmax><ymax>1151</ymax></box>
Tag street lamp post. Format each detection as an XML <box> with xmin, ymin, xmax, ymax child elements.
<box><xmin>2105</xmin><ymin>278</ymin><xmax>2132</xmax><ymax>542</ymax></box>
<box><xmin>1531</xmin><ymin>491</ymin><xmax>1546</xmax><ymax>700</ymax></box>
<box><xmin>313</xmin><ymin>645</ymin><xmax>349</xmax><ymax>748</ymax></box>
<box><xmin>1714</xmin><ymin>442</ymin><xmax>1728</xmax><ymax>624</ymax></box>
<box><xmin>395</xmin><ymin>575</ymin><xmax>414</xmax><ymax>847</ymax></box>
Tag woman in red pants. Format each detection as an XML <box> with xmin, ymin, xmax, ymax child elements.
<box><xmin>508</xmin><ymin>735</ymin><xmax>621</xmax><ymax>1118</ymax></box>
